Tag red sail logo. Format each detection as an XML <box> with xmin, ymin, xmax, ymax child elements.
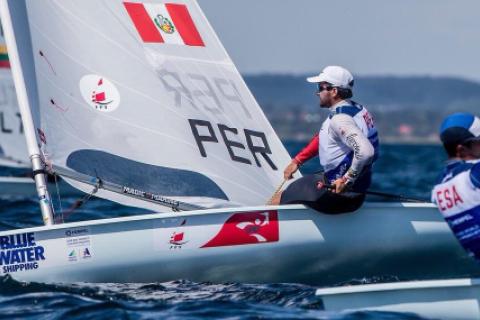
<box><xmin>80</xmin><ymin>75</ymin><xmax>120</xmax><ymax>112</ymax></box>
<box><xmin>169</xmin><ymin>232</ymin><xmax>187</xmax><ymax>246</ymax></box>
<box><xmin>202</xmin><ymin>210</ymin><xmax>279</xmax><ymax>248</ymax></box>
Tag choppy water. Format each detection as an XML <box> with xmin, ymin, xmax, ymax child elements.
<box><xmin>0</xmin><ymin>144</ymin><xmax>446</xmax><ymax>319</ymax></box>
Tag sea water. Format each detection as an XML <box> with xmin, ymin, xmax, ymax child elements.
<box><xmin>0</xmin><ymin>144</ymin><xmax>446</xmax><ymax>319</ymax></box>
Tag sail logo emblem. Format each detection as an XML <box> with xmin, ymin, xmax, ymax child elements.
<box><xmin>154</xmin><ymin>14</ymin><xmax>175</xmax><ymax>34</ymax></box>
<box><xmin>201</xmin><ymin>211</ymin><xmax>279</xmax><ymax>248</ymax></box>
<box><xmin>79</xmin><ymin>75</ymin><xmax>120</xmax><ymax>112</ymax></box>
<box><xmin>169</xmin><ymin>232</ymin><xmax>188</xmax><ymax>250</ymax></box>
<box><xmin>68</xmin><ymin>250</ymin><xmax>77</xmax><ymax>262</ymax></box>
<box><xmin>82</xmin><ymin>248</ymin><xmax>92</xmax><ymax>259</ymax></box>
<box><xmin>168</xmin><ymin>219</ymin><xmax>188</xmax><ymax>249</ymax></box>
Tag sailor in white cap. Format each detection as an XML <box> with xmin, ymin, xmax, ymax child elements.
<box><xmin>432</xmin><ymin>113</ymin><xmax>480</xmax><ymax>259</ymax></box>
<box><xmin>272</xmin><ymin>66</ymin><xmax>379</xmax><ymax>214</ymax></box>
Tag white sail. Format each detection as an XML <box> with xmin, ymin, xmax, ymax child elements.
<box><xmin>0</xmin><ymin>32</ymin><xmax>29</xmax><ymax>168</ymax></box>
<box><xmin>6</xmin><ymin>0</ymin><xmax>291</xmax><ymax>211</ymax></box>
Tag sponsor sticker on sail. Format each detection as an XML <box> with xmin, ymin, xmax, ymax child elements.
<box><xmin>124</xmin><ymin>2</ymin><xmax>205</xmax><ymax>46</ymax></box>
<box><xmin>79</xmin><ymin>75</ymin><xmax>120</xmax><ymax>112</ymax></box>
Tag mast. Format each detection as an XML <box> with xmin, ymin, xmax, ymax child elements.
<box><xmin>0</xmin><ymin>0</ymin><xmax>54</xmax><ymax>225</ymax></box>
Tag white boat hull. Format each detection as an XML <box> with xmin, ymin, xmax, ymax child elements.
<box><xmin>0</xmin><ymin>158</ymin><xmax>30</xmax><ymax>169</ymax></box>
<box><xmin>0</xmin><ymin>203</ymin><xmax>478</xmax><ymax>285</ymax></box>
<box><xmin>0</xmin><ymin>176</ymin><xmax>82</xmax><ymax>198</ymax></box>
<box><xmin>316</xmin><ymin>278</ymin><xmax>480</xmax><ymax>320</ymax></box>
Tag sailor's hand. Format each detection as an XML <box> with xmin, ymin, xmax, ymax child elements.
<box><xmin>284</xmin><ymin>161</ymin><xmax>299</xmax><ymax>180</ymax></box>
<box><xmin>332</xmin><ymin>177</ymin><xmax>351</xmax><ymax>194</ymax></box>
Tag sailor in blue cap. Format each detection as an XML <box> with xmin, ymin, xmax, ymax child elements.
<box><xmin>432</xmin><ymin>112</ymin><xmax>480</xmax><ymax>259</ymax></box>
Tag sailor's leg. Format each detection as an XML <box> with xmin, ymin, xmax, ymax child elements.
<box><xmin>316</xmin><ymin>191</ymin><xmax>365</xmax><ymax>214</ymax></box>
<box><xmin>280</xmin><ymin>174</ymin><xmax>365</xmax><ymax>214</ymax></box>
<box><xmin>280</xmin><ymin>173</ymin><xmax>324</xmax><ymax>202</ymax></box>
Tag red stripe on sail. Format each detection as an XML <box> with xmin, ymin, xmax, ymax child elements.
<box><xmin>165</xmin><ymin>3</ymin><xmax>204</xmax><ymax>47</ymax></box>
<box><xmin>0</xmin><ymin>60</ymin><xmax>10</xmax><ymax>69</ymax></box>
<box><xmin>123</xmin><ymin>2</ymin><xmax>164</xmax><ymax>43</ymax></box>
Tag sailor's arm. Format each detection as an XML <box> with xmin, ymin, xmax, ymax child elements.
<box><xmin>284</xmin><ymin>134</ymin><xmax>319</xmax><ymax>179</ymax></box>
<box><xmin>330</xmin><ymin>114</ymin><xmax>375</xmax><ymax>192</ymax></box>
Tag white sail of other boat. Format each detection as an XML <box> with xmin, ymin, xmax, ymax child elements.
<box><xmin>0</xmin><ymin>31</ymin><xmax>29</xmax><ymax>168</ymax></box>
<box><xmin>6</xmin><ymin>0</ymin><xmax>291</xmax><ymax>211</ymax></box>
<box><xmin>0</xmin><ymin>28</ymin><xmax>85</xmax><ymax>197</ymax></box>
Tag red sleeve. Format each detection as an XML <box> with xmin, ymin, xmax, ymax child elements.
<box><xmin>293</xmin><ymin>134</ymin><xmax>319</xmax><ymax>165</ymax></box>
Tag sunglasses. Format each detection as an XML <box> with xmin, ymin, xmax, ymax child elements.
<box><xmin>317</xmin><ymin>84</ymin><xmax>334</xmax><ymax>93</ymax></box>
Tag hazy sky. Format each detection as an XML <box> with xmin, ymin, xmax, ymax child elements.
<box><xmin>199</xmin><ymin>0</ymin><xmax>480</xmax><ymax>81</ymax></box>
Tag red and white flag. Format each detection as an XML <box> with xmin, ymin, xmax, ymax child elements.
<box><xmin>124</xmin><ymin>2</ymin><xmax>205</xmax><ymax>47</ymax></box>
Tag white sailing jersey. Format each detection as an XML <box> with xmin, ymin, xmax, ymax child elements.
<box><xmin>431</xmin><ymin>159</ymin><xmax>480</xmax><ymax>259</ymax></box>
<box><xmin>319</xmin><ymin>101</ymin><xmax>379</xmax><ymax>191</ymax></box>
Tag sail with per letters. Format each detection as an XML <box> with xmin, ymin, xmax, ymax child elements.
<box><xmin>3</xmin><ymin>0</ymin><xmax>290</xmax><ymax>211</ymax></box>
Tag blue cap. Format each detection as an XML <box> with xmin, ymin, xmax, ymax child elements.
<box><xmin>440</xmin><ymin>113</ymin><xmax>480</xmax><ymax>145</ymax></box>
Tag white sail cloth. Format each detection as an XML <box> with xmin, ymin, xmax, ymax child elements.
<box><xmin>0</xmin><ymin>35</ymin><xmax>29</xmax><ymax>167</ymax></box>
<box><xmin>6</xmin><ymin>0</ymin><xmax>291</xmax><ymax>211</ymax></box>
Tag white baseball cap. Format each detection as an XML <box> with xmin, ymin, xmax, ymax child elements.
<box><xmin>307</xmin><ymin>66</ymin><xmax>354</xmax><ymax>89</ymax></box>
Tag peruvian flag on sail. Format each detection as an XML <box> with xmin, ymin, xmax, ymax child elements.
<box><xmin>124</xmin><ymin>2</ymin><xmax>205</xmax><ymax>47</ymax></box>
